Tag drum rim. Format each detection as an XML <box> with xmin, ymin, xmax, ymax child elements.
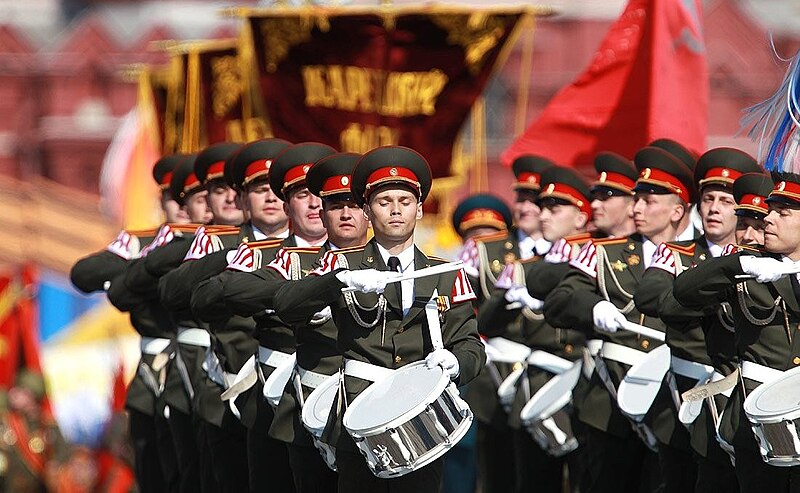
<box><xmin>301</xmin><ymin>373</ymin><xmax>340</xmax><ymax>432</ymax></box>
<box><xmin>616</xmin><ymin>345</ymin><xmax>671</xmax><ymax>417</ymax></box>
<box><xmin>343</xmin><ymin>361</ymin><xmax>450</xmax><ymax>435</ymax></box>
<box><xmin>520</xmin><ymin>361</ymin><xmax>580</xmax><ymax>422</ymax></box>
<box><xmin>744</xmin><ymin>365</ymin><xmax>800</xmax><ymax>421</ymax></box>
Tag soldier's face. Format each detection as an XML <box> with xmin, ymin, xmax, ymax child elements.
<box><xmin>365</xmin><ymin>188</ymin><xmax>421</xmax><ymax>244</ymax></box>
<box><xmin>321</xmin><ymin>198</ymin><xmax>369</xmax><ymax>247</ymax></box>
<box><xmin>207</xmin><ymin>181</ymin><xmax>244</xmax><ymax>226</ymax></box>
<box><xmin>513</xmin><ymin>190</ymin><xmax>541</xmax><ymax>236</ymax></box>
<box><xmin>735</xmin><ymin>216</ymin><xmax>765</xmax><ymax>246</ymax></box>
<box><xmin>632</xmin><ymin>192</ymin><xmax>684</xmax><ymax>238</ymax></box>
<box><xmin>285</xmin><ymin>187</ymin><xmax>326</xmax><ymax>240</ymax></box>
<box><xmin>699</xmin><ymin>187</ymin><xmax>737</xmax><ymax>245</ymax></box>
<box><xmin>161</xmin><ymin>190</ymin><xmax>189</xmax><ymax>224</ymax></box>
<box><xmin>539</xmin><ymin>203</ymin><xmax>587</xmax><ymax>242</ymax></box>
<box><xmin>764</xmin><ymin>204</ymin><xmax>800</xmax><ymax>259</ymax></box>
<box><xmin>591</xmin><ymin>193</ymin><xmax>634</xmax><ymax>236</ymax></box>
<box><xmin>244</xmin><ymin>180</ymin><xmax>288</xmax><ymax>232</ymax></box>
<box><xmin>183</xmin><ymin>190</ymin><xmax>213</xmax><ymax>224</ymax></box>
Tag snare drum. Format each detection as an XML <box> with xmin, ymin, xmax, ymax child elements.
<box><xmin>342</xmin><ymin>361</ymin><xmax>472</xmax><ymax>478</ymax></box>
<box><xmin>743</xmin><ymin>366</ymin><xmax>800</xmax><ymax>466</ymax></box>
<box><xmin>263</xmin><ymin>353</ymin><xmax>297</xmax><ymax>408</ymax></box>
<box><xmin>519</xmin><ymin>360</ymin><xmax>581</xmax><ymax>457</ymax></box>
<box><xmin>301</xmin><ymin>373</ymin><xmax>339</xmax><ymax>471</ymax></box>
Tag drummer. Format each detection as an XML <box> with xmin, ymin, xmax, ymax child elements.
<box><xmin>634</xmin><ymin>148</ymin><xmax>763</xmax><ymax>492</ymax></box>
<box><xmin>672</xmin><ymin>172</ymin><xmax>800</xmax><ymax>492</ymax></box>
<box><xmin>543</xmin><ymin>146</ymin><xmax>697</xmax><ymax>493</ymax></box>
<box><xmin>273</xmin><ymin>145</ymin><xmax>486</xmax><ymax>492</ymax></box>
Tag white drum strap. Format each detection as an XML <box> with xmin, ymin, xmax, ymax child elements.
<box><xmin>527</xmin><ymin>351</ymin><xmax>573</xmax><ymax>375</ymax></box>
<box><xmin>258</xmin><ymin>346</ymin><xmax>293</xmax><ymax>368</ymax></box>
<box><xmin>740</xmin><ymin>361</ymin><xmax>784</xmax><ymax>384</ymax></box>
<box><xmin>582</xmin><ymin>339</ymin><xmax>603</xmax><ymax>378</ymax></box>
<box><xmin>343</xmin><ymin>359</ymin><xmax>395</xmax><ymax>382</ymax></box>
<box><xmin>220</xmin><ymin>354</ymin><xmax>258</xmax><ymax>402</ymax></box>
<box><xmin>298</xmin><ymin>366</ymin><xmax>331</xmax><ymax>389</ymax></box>
<box><xmin>425</xmin><ymin>289</ymin><xmax>444</xmax><ymax>351</ymax></box>
<box><xmin>599</xmin><ymin>342</ymin><xmax>646</xmax><ymax>367</ymax></box>
<box><xmin>176</xmin><ymin>327</ymin><xmax>212</xmax><ymax>347</ymax></box>
<box><xmin>671</xmin><ymin>357</ymin><xmax>714</xmax><ymax>381</ymax></box>
<box><xmin>141</xmin><ymin>337</ymin><xmax>172</xmax><ymax>355</ymax></box>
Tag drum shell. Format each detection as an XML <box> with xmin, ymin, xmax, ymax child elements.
<box><xmin>301</xmin><ymin>374</ymin><xmax>340</xmax><ymax>471</ymax></box>
<box><xmin>522</xmin><ymin>407</ymin><xmax>580</xmax><ymax>457</ymax></box>
<box><xmin>348</xmin><ymin>383</ymin><xmax>472</xmax><ymax>478</ymax></box>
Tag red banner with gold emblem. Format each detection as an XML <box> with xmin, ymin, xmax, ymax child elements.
<box><xmin>244</xmin><ymin>7</ymin><xmax>530</xmax><ymax>180</ymax></box>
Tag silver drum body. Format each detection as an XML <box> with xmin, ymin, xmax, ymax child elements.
<box><xmin>744</xmin><ymin>366</ymin><xmax>800</xmax><ymax>467</ymax></box>
<box><xmin>301</xmin><ymin>373</ymin><xmax>339</xmax><ymax>471</ymax></box>
<box><xmin>343</xmin><ymin>361</ymin><xmax>473</xmax><ymax>478</ymax></box>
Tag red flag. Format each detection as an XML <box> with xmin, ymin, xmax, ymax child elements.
<box><xmin>111</xmin><ymin>360</ymin><xmax>127</xmax><ymax>413</ymax></box>
<box><xmin>502</xmin><ymin>0</ymin><xmax>707</xmax><ymax>168</ymax></box>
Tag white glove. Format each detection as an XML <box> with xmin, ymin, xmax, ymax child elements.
<box><xmin>739</xmin><ymin>255</ymin><xmax>798</xmax><ymax>283</ymax></box>
<box><xmin>425</xmin><ymin>349</ymin><xmax>460</xmax><ymax>380</ymax></box>
<box><xmin>336</xmin><ymin>269</ymin><xmax>388</xmax><ymax>294</ymax></box>
<box><xmin>592</xmin><ymin>300</ymin><xmax>627</xmax><ymax>333</ymax></box>
<box><xmin>504</xmin><ymin>286</ymin><xmax>543</xmax><ymax>311</ymax></box>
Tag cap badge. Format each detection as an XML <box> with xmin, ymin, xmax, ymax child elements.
<box><xmin>599</xmin><ymin>171</ymin><xmax>607</xmax><ymax>182</ymax></box>
<box><xmin>753</xmin><ymin>197</ymin><xmax>761</xmax><ymax>205</ymax></box>
<box><xmin>642</xmin><ymin>168</ymin><xmax>651</xmax><ymax>179</ymax></box>
<box><xmin>546</xmin><ymin>183</ymin><xmax>555</xmax><ymax>194</ymax></box>
<box><xmin>303</xmin><ymin>165</ymin><xmax>310</xmax><ymax>173</ymax></box>
<box><xmin>528</xmin><ymin>176</ymin><xmax>537</xmax><ymax>183</ymax></box>
<box><xmin>265</xmin><ymin>159</ymin><xmax>272</xmax><ymax>170</ymax></box>
<box><xmin>341</xmin><ymin>176</ymin><xmax>349</xmax><ymax>186</ymax></box>
<box><xmin>779</xmin><ymin>181</ymin><xmax>786</xmax><ymax>191</ymax></box>
<box><xmin>389</xmin><ymin>167</ymin><xmax>398</xmax><ymax>176</ymax></box>
<box><xmin>721</xmin><ymin>168</ymin><xmax>730</xmax><ymax>178</ymax></box>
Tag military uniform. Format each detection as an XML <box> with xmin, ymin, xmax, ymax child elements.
<box><xmin>544</xmin><ymin>147</ymin><xmax>698</xmax><ymax>493</ymax></box>
<box><xmin>462</xmin><ymin>155</ymin><xmax>552</xmax><ymax>493</ymax></box>
<box><xmin>274</xmin><ymin>147</ymin><xmax>485</xmax><ymax>493</ymax></box>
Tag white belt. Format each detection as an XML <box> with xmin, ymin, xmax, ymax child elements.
<box><xmin>600</xmin><ymin>342</ymin><xmax>646</xmax><ymax>367</ymax></box>
<box><xmin>141</xmin><ymin>337</ymin><xmax>171</xmax><ymax>355</ymax></box>
<box><xmin>527</xmin><ymin>350</ymin><xmax>573</xmax><ymax>375</ymax></box>
<box><xmin>343</xmin><ymin>359</ymin><xmax>395</xmax><ymax>382</ymax></box>
<box><xmin>671</xmin><ymin>356</ymin><xmax>714</xmax><ymax>381</ymax></box>
<box><xmin>258</xmin><ymin>346</ymin><xmax>293</xmax><ymax>369</ymax></box>
<box><xmin>177</xmin><ymin>327</ymin><xmax>211</xmax><ymax>347</ymax></box>
<box><xmin>741</xmin><ymin>361</ymin><xmax>784</xmax><ymax>384</ymax></box>
<box><xmin>586</xmin><ymin>339</ymin><xmax>603</xmax><ymax>356</ymax></box>
<box><xmin>710</xmin><ymin>371</ymin><xmax>734</xmax><ymax>398</ymax></box>
<box><xmin>297</xmin><ymin>366</ymin><xmax>331</xmax><ymax>389</ymax></box>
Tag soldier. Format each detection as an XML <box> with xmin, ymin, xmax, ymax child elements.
<box><xmin>273</xmin><ymin>146</ymin><xmax>486</xmax><ymax>492</ymax></box>
<box><xmin>731</xmin><ymin>173</ymin><xmax>773</xmax><ymax>248</ymax></box>
<box><xmin>649</xmin><ymin>138</ymin><xmax>701</xmax><ymax>241</ymax></box>
<box><xmin>188</xmin><ymin>142</ymin><xmax>337</xmax><ymax>492</ymax></box>
<box><xmin>479</xmin><ymin>165</ymin><xmax>592</xmax><ymax>493</ymax></box>
<box><xmin>672</xmin><ymin>172</ymin><xmax>800</xmax><ymax>492</ymax></box>
<box><xmin>634</xmin><ymin>148</ymin><xmax>762</xmax><ymax>492</ymax></box>
<box><xmin>544</xmin><ymin>146</ymin><xmax>697</xmax><ymax>493</ymax></box>
<box><xmin>462</xmin><ymin>155</ymin><xmax>553</xmax><ymax>493</ymax></box>
<box><xmin>71</xmin><ymin>153</ymin><xmax>194</xmax><ymax>493</ymax></box>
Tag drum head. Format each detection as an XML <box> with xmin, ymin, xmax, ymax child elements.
<box><xmin>617</xmin><ymin>345</ymin><xmax>670</xmax><ymax>418</ymax></box>
<box><xmin>744</xmin><ymin>365</ymin><xmax>800</xmax><ymax>422</ymax></box>
<box><xmin>302</xmin><ymin>374</ymin><xmax>340</xmax><ymax>433</ymax></box>
<box><xmin>486</xmin><ymin>337</ymin><xmax>531</xmax><ymax>364</ymax></box>
<box><xmin>263</xmin><ymin>353</ymin><xmax>296</xmax><ymax>406</ymax></box>
<box><xmin>344</xmin><ymin>361</ymin><xmax>448</xmax><ymax>434</ymax></box>
<box><xmin>520</xmin><ymin>359</ymin><xmax>581</xmax><ymax>422</ymax></box>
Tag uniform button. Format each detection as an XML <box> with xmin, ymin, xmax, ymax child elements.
<box><xmin>394</xmin><ymin>355</ymin><xmax>402</xmax><ymax>363</ymax></box>
<box><xmin>793</xmin><ymin>356</ymin><xmax>800</xmax><ymax>365</ymax></box>
<box><xmin>641</xmin><ymin>340</ymin><xmax>650</xmax><ymax>350</ymax></box>
<box><xmin>564</xmin><ymin>344</ymin><xmax>574</xmax><ymax>354</ymax></box>
<box><xmin>512</xmin><ymin>362</ymin><xmax>524</xmax><ymax>371</ymax></box>
<box><xmin>397</xmin><ymin>327</ymin><xmax>404</xmax><ymax>333</ymax></box>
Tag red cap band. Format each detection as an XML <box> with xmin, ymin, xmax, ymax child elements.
<box><xmin>736</xmin><ymin>193</ymin><xmax>767</xmax><ymax>213</ymax></box>
<box><xmin>699</xmin><ymin>167</ymin><xmax>743</xmax><ymax>187</ymax></box>
<box><xmin>244</xmin><ymin>159</ymin><xmax>272</xmax><ymax>184</ymax></box>
<box><xmin>637</xmin><ymin>167</ymin><xmax>690</xmax><ymax>203</ymax></box>
<box><xmin>321</xmin><ymin>174</ymin><xmax>352</xmax><ymax>197</ymax></box>
<box><xmin>540</xmin><ymin>182</ymin><xmax>592</xmax><ymax>217</ymax></box>
<box><xmin>769</xmin><ymin>180</ymin><xmax>800</xmax><ymax>203</ymax></box>
<box><xmin>515</xmin><ymin>171</ymin><xmax>542</xmax><ymax>190</ymax></box>
<box><xmin>594</xmin><ymin>171</ymin><xmax>635</xmax><ymax>192</ymax></box>
<box><xmin>282</xmin><ymin>163</ymin><xmax>313</xmax><ymax>192</ymax></box>
<box><xmin>459</xmin><ymin>209</ymin><xmax>508</xmax><ymax>234</ymax></box>
<box><xmin>364</xmin><ymin>166</ymin><xmax>420</xmax><ymax>197</ymax></box>
<box><xmin>183</xmin><ymin>173</ymin><xmax>201</xmax><ymax>195</ymax></box>
<box><xmin>160</xmin><ymin>171</ymin><xmax>173</xmax><ymax>190</ymax></box>
<box><xmin>205</xmin><ymin>161</ymin><xmax>226</xmax><ymax>182</ymax></box>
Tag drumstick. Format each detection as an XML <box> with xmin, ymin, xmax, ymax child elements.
<box><xmin>620</xmin><ymin>320</ymin><xmax>666</xmax><ymax>342</ymax></box>
<box><xmin>341</xmin><ymin>261</ymin><xmax>465</xmax><ymax>292</ymax></box>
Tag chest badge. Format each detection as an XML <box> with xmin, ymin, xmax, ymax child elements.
<box><xmin>611</xmin><ymin>260</ymin><xmax>627</xmax><ymax>272</ymax></box>
<box><xmin>627</xmin><ymin>254</ymin><xmax>640</xmax><ymax>266</ymax></box>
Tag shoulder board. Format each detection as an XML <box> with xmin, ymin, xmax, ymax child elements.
<box><xmin>593</xmin><ymin>237</ymin><xmax>628</xmax><ymax>246</ymax></box>
<box><xmin>564</xmin><ymin>232</ymin><xmax>593</xmax><ymax>245</ymax></box>
<box><xmin>335</xmin><ymin>244</ymin><xmax>367</xmax><ymax>254</ymax></box>
<box><xmin>736</xmin><ymin>244</ymin><xmax>763</xmax><ymax>253</ymax></box>
<box><xmin>473</xmin><ymin>231</ymin><xmax>509</xmax><ymax>244</ymax></box>
<box><xmin>168</xmin><ymin>223</ymin><xmax>207</xmax><ymax>233</ymax></box>
<box><xmin>246</xmin><ymin>239</ymin><xmax>284</xmax><ymax>249</ymax></box>
<box><xmin>282</xmin><ymin>246</ymin><xmax>322</xmax><ymax>254</ymax></box>
<box><xmin>126</xmin><ymin>227</ymin><xmax>159</xmax><ymax>237</ymax></box>
<box><xmin>665</xmin><ymin>241</ymin><xmax>696</xmax><ymax>256</ymax></box>
<box><xmin>206</xmin><ymin>226</ymin><xmax>241</xmax><ymax>235</ymax></box>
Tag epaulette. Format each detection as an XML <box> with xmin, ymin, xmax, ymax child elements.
<box><xmin>564</xmin><ymin>232</ymin><xmax>593</xmax><ymax>245</ymax></box>
<box><xmin>665</xmin><ymin>241</ymin><xmax>696</xmax><ymax>257</ymax></box>
<box><xmin>246</xmin><ymin>239</ymin><xmax>284</xmax><ymax>249</ymax></box>
<box><xmin>168</xmin><ymin>223</ymin><xmax>207</xmax><ymax>233</ymax></box>
<box><xmin>592</xmin><ymin>237</ymin><xmax>628</xmax><ymax>246</ymax></box>
<box><xmin>336</xmin><ymin>244</ymin><xmax>368</xmax><ymax>254</ymax></box>
<box><xmin>282</xmin><ymin>246</ymin><xmax>322</xmax><ymax>254</ymax></box>
<box><xmin>473</xmin><ymin>230</ymin><xmax>508</xmax><ymax>244</ymax></box>
<box><xmin>736</xmin><ymin>244</ymin><xmax>764</xmax><ymax>253</ymax></box>
<box><xmin>206</xmin><ymin>226</ymin><xmax>241</xmax><ymax>235</ymax></box>
<box><xmin>126</xmin><ymin>227</ymin><xmax>159</xmax><ymax>237</ymax></box>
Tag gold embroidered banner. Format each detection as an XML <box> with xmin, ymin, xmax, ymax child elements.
<box><xmin>243</xmin><ymin>6</ymin><xmax>532</xmax><ymax>181</ymax></box>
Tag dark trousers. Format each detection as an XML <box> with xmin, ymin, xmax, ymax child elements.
<box><xmin>657</xmin><ymin>442</ymin><xmax>697</xmax><ymax>493</ymax></box>
<box><xmin>337</xmin><ymin>450</ymin><xmax>443</xmax><ymax>493</ymax></box>
<box><xmin>154</xmin><ymin>406</ymin><xmax>180</xmax><ymax>493</ymax></box>
<box><xmin>583</xmin><ymin>426</ymin><xmax>661</xmax><ymax>493</ymax></box>
<box><xmin>247</xmin><ymin>426</ymin><xmax>295</xmax><ymax>492</ymax></box>
<box><xmin>475</xmin><ymin>422</ymin><xmax>516</xmax><ymax>493</ymax></box>
<box><xmin>512</xmin><ymin>427</ymin><xmax>587</xmax><ymax>493</ymax></box>
<box><xmin>695</xmin><ymin>455</ymin><xmax>738</xmax><ymax>493</ymax></box>
<box><xmin>167</xmin><ymin>407</ymin><xmax>202</xmax><ymax>493</ymax></box>
<box><xmin>288</xmin><ymin>443</ymin><xmax>337</xmax><ymax>493</ymax></box>
<box><xmin>195</xmin><ymin>419</ymin><xmax>219</xmax><ymax>493</ymax></box>
<box><xmin>204</xmin><ymin>409</ymin><xmax>250</xmax><ymax>493</ymax></box>
<box><xmin>129</xmin><ymin>408</ymin><xmax>169</xmax><ymax>493</ymax></box>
